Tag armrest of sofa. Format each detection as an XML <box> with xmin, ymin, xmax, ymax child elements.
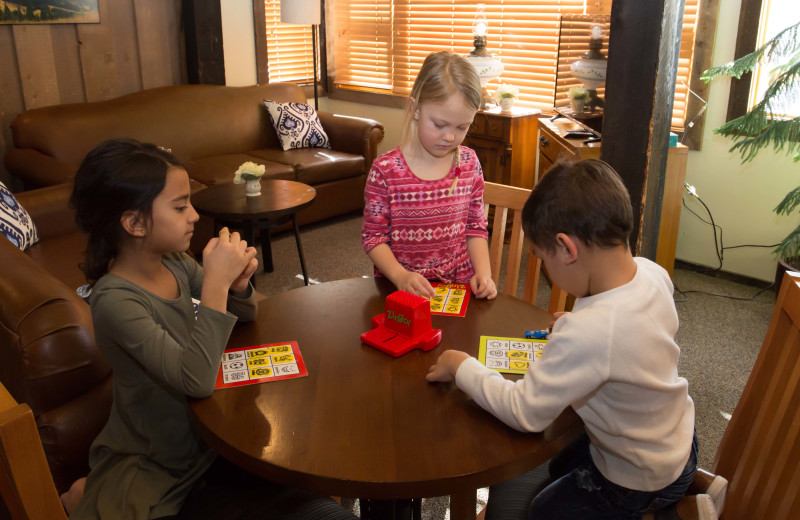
<box><xmin>15</xmin><ymin>183</ymin><xmax>80</xmax><ymax>240</ymax></box>
<box><xmin>5</xmin><ymin>148</ymin><xmax>77</xmax><ymax>189</ymax></box>
<box><xmin>317</xmin><ymin>112</ymin><xmax>385</xmax><ymax>171</ymax></box>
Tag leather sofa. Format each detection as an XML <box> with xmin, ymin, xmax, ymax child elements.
<box><xmin>5</xmin><ymin>82</ymin><xmax>384</xmax><ymax>251</ymax></box>
<box><xmin>0</xmin><ymin>183</ymin><xmax>109</xmax><ymax>495</ymax></box>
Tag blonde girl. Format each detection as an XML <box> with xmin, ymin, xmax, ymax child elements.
<box><xmin>361</xmin><ymin>51</ymin><xmax>497</xmax><ymax>300</ymax></box>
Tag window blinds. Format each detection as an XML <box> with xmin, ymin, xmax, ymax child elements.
<box><xmin>265</xmin><ymin>0</ymin><xmax>317</xmax><ymax>83</ymax></box>
<box><xmin>330</xmin><ymin>0</ymin><xmax>700</xmax><ymax>129</ymax></box>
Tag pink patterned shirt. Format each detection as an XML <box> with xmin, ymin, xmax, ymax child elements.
<box><xmin>362</xmin><ymin>146</ymin><xmax>489</xmax><ymax>284</ymax></box>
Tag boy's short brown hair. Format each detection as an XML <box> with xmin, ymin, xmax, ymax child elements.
<box><xmin>522</xmin><ymin>159</ymin><xmax>634</xmax><ymax>253</ymax></box>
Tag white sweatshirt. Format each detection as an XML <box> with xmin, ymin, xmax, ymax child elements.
<box><xmin>456</xmin><ymin>257</ymin><xmax>695</xmax><ymax>491</ymax></box>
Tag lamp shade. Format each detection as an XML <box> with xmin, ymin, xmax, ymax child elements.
<box><xmin>280</xmin><ymin>0</ymin><xmax>321</xmax><ymax>25</ymax></box>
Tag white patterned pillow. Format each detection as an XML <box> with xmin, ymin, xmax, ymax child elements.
<box><xmin>263</xmin><ymin>99</ymin><xmax>331</xmax><ymax>151</ymax></box>
<box><xmin>0</xmin><ymin>181</ymin><xmax>39</xmax><ymax>250</ymax></box>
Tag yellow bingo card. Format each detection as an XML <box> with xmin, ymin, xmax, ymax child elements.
<box><xmin>478</xmin><ymin>336</ymin><xmax>546</xmax><ymax>374</ymax></box>
<box><xmin>429</xmin><ymin>282</ymin><xmax>471</xmax><ymax>317</ymax></box>
<box><xmin>215</xmin><ymin>341</ymin><xmax>307</xmax><ymax>389</ymax></box>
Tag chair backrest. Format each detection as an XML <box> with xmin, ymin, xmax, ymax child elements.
<box><xmin>483</xmin><ymin>181</ymin><xmax>567</xmax><ymax>313</ymax></box>
<box><xmin>712</xmin><ymin>271</ymin><xmax>800</xmax><ymax>519</ymax></box>
<box><xmin>0</xmin><ymin>382</ymin><xmax>67</xmax><ymax>520</ymax></box>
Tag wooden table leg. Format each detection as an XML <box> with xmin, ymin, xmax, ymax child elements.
<box><xmin>291</xmin><ymin>215</ymin><xmax>309</xmax><ymax>285</ymax></box>
<box><xmin>449</xmin><ymin>490</ymin><xmax>476</xmax><ymax>520</ymax></box>
<box><xmin>256</xmin><ymin>223</ymin><xmax>274</xmax><ymax>273</ymax></box>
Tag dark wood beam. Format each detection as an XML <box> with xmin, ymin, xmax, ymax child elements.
<box><xmin>601</xmin><ymin>0</ymin><xmax>685</xmax><ymax>259</ymax></box>
<box><xmin>254</xmin><ymin>0</ymin><xmax>267</xmax><ymax>85</ymax></box>
<box><xmin>182</xmin><ymin>0</ymin><xmax>225</xmax><ymax>85</ymax></box>
<box><xmin>726</xmin><ymin>0</ymin><xmax>763</xmax><ymax>122</ymax></box>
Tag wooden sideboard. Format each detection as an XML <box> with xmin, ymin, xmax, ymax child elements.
<box><xmin>537</xmin><ymin>117</ymin><xmax>688</xmax><ymax>277</ymax></box>
<box><xmin>463</xmin><ymin>106</ymin><xmax>542</xmax><ymax>189</ymax></box>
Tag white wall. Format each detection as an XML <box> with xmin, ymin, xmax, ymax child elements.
<box><xmin>220</xmin><ymin>0</ymin><xmax>257</xmax><ymax>86</ymax></box>
<box><xmin>676</xmin><ymin>0</ymin><xmax>796</xmax><ymax>281</ymax></box>
<box><xmin>221</xmin><ymin>1</ymin><xmax>794</xmax><ymax>281</ymax></box>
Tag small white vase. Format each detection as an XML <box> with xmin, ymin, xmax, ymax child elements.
<box><xmin>571</xmin><ymin>98</ymin><xmax>586</xmax><ymax>114</ymax></box>
<box><xmin>245</xmin><ymin>179</ymin><xmax>261</xmax><ymax>197</ymax></box>
<box><xmin>498</xmin><ymin>97</ymin><xmax>514</xmax><ymax>113</ymax></box>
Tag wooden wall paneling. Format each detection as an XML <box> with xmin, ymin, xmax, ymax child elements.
<box><xmin>77</xmin><ymin>0</ymin><xmax>142</xmax><ymax>101</ymax></box>
<box><xmin>50</xmin><ymin>24</ymin><xmax>87</xmax><ymax>105</ymax></box>
<box><xmin>0</xmin><ymin>26</ymin><xmax>25</xmax><ymax>188</ymax></box>
<box><xmin>11</xmin><ymin>25</ymin><xmax>61</xmax><ymax>110</ymax></box>
<box><xmin>133</xmin><ymin>0</ymin><xmax>183</xmax><ymax>90</ymax></box>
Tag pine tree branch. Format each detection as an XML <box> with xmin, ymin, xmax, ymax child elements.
<box><xmin>702</xmin><ymin>21</ymin><xmax>800</xmax><ymax>81</ymax></box>
<box><xmin>715</xmin><ymin>116</ymin><xmax>800</xmax><ymax>163</ymax></box>
<box><xmin>776</xmin><ymin>186</ymin><xmax>800</xmax><ymax>216</ymax></box>
<box><xmin>774</xmin><ymin>225</ymin><xmax>800</xmax><ymax>260</ymax></box>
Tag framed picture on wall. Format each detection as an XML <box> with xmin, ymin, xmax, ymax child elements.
<box><xmin>0</xmin><ymin>1</ymin><xmax>100</xmax><ymax>25</ymax></box>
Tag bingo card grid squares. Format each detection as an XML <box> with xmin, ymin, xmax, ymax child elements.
<box><xmin>215</xmin><ymin>341</ymin><xmax>308</xmax><ymax>389</ymax></box>
<box><xmin>479</xmin><ymin>336</ymin><xmax>547</xmax><ymax>375</ymax></box>
<box><xmin>429</xmin><ymin>282</ymin><xmax>471</xmax><ymax>317</ymax></box>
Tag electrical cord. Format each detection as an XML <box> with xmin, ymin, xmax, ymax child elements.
<box><xmin>673</xmin><ymin>280</ymin><xmax>775</xmax><ymax>302</ymax></box>
<box><xmin>676</xmin><ymin>183</ymin><xmax>778</xmax><ymax>301</ymax></box>
<box><xmin>681</xmin><ymin>187</ymin><xmax>723</xmax><ymax>272</ymax></box>
<box><xmin>680</xmin><ymin>81</ymin><xmax>708</xmax><ymax>144</ymax></box>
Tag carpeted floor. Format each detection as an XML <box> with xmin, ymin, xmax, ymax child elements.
<box><xmin>251</xmin><ymin>211</ymin><xmax>777</xmax><ymax>519</ymax></box>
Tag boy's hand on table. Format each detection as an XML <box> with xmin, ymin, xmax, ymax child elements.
<box><xmin>426</xmin><ymin>350</ymin><xmax>470</xmax><ymax>383</ymax></box>
<box><xmin>550</xmin><ymin>311</ymin><xmax>569</xmax><ymax>329</ymax></box>
<box><xmin>470</xmin><ymin>273</ymin><xmax>497</xmax><ymax>299</ymax></box>
<box><xmin>394</xmin><ymin>271</ymin><xmax>435</xmax><ymax>298</ymax></box>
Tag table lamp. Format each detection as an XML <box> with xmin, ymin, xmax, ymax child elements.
<box><xmin>280</xmin><ymin>0</ymin><xmax>321</xmax><ymax>109</ymax></box>
<box><xmin>569</xmin><ymin>23</ymin><xmax>607</xmax><ymax>113</ymax></box>
<box><xmin>464</xmin><ymin>3</ymin><xmax>504</xmax><ymax>109</ymax></box>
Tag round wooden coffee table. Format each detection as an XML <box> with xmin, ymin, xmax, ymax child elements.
<box><xmin>191</xmin><ymin>180</ymin><xmax>316</xmax><ymax>285</ymax></box>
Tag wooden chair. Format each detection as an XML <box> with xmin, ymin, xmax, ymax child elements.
<box><xmin>0</xmin><ymin>382</ymin><xmax>68</xmax><ymax>520</ymax></box>
<box><xmin>684</xmin><ymin>271</ymin><xmax>800</xmax><ymax>519</ymax></box>
<box><xmin>483</xmin><ymin>181</ymin><xmax>568</xmax><ymax>313</ymax></box>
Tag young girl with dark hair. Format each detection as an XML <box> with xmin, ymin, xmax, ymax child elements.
<box><xmin>67</xmin><ymin>139</ymin><xmax>357</xmax><ymax>520</ymax></box>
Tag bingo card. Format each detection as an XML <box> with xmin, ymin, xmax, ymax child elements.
<box><xmin>478</xmin><ymin>336</ymin><xmax>547</xmax><ymax>375</ymax></box>
<box><xmin>429</xmin><ymin>282</ymin><xmax>471</xmax><ymax>317</ymax></box>
<box><xmin>215</xmin><ymin>341</ymin><xmax>308</xmax><ymax>389</ymax></box>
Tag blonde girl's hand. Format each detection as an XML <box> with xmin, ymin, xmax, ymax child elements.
<box><xmin>426</xmin><ymin>350</ymin><xmax>470</xmax><ymax>383</ymax></box>
<box><xmin>229</xmin><ymin>253</ymin><xmax>259</xmax><ymax>295</ymax></box>
<box><xmin>202</xmin><ymin>228</ymin><xmax>258</xmax><ymax>290</ymax></box>
<box><xmin>394</xmin><ymin>270</ymin><xmax>435</xmax><ymax>298</ymax></box>
<box><xmin>470</xmin><ymin>273</ymin><xmax>497</xmax><ymax>300</ymax></box>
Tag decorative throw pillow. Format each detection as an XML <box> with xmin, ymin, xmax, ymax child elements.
<box><xmin>0</xmin><ymin>181</ymin><xmax>39</xmax><ymax>250</ymax></box>
<box><xmin>263</xmin><ymin>99</ymin><xmax>331</xmax><ymax>151</ymax></box>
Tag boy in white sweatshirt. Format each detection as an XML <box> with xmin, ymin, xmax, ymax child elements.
<box><xmin>427</xmin><ymin>159</ymin><xmax>698</xmax><ymax>519</ymax></box>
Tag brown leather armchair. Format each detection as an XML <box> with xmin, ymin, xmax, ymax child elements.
<box><xmin>0</xmin><ymin>184</ymin><xmax>111</xmax><ymax>495</ymax></box>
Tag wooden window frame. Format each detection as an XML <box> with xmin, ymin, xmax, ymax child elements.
<box><xmin>724</xmin><ymin>0</ymin><xmax>763</xmax><ymax>122</ymax></box>
<box><xmin>253</xmin><ymin>1</ymin><xmax>719</xmax><ymax>150</ymax></box>
<box><xmin>324</xmin><ymin>1</ymin><xmax>718</xmax><ymax>150</ymax></box>
<box><xmin>253</xmin><ymin>0</ymin><xmax>329</xmax><ymax>98</ymax></box>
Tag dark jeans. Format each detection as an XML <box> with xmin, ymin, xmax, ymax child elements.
<box><xmin>156</xmin><ymin>457</ymin><xmax>358</xmax><ymax>520</ymax></box>
<box><xmin>486</xmin><ymin>431</ymin><xmax>699</xmax><ymax>520</ymax></box>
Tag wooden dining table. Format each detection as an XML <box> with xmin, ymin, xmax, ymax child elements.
<box><xmin>189</xmin><ymin>277</ymin><xmax>582</xmax><ymax>520</ymax></box>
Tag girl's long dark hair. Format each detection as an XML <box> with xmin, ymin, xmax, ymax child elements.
<box><xmin>70</xmin><ymin>139</ymin><xmax>182</xmax><ymax>284</ymax></box>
